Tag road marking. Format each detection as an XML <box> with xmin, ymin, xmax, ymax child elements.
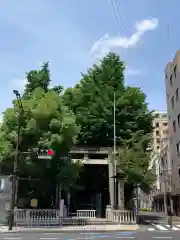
<box><xmin>115</xmin><ymin>238</ymin><xmax>134</xmax><ymax>239</ymax></box>
<box><xmin>148</xmin><ymin>228</ymin><xmax>155</xmax><ymax>231</ymax></box>
<box><xmin>166</xmin><ymin>225</ymin><xmax>180</xmax><ymax>230</ymax></box>
<box><xmin>152</xmin><ymin>237</ymin><xmax>172</xmax><ymax>239</ymax></box>
<box><xmin>154</xmin><ymin>224</ymin><xmax>168</xmax><ymax>230</ymax></box>
<box><xmin>2</xmin><ymin>238</ymin><xmax>22</xmax><ymax>240</ymax></box>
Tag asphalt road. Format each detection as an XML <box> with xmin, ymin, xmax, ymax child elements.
<box><xmin>0</xmin><ymin>231</ymin><xmax>180</xmax><ymax>240</ymax></box>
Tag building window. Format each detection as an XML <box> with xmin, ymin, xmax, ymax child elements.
<box><xmin>171</xmin><ymin>96</ymin><xmax>174</xmax><ymax>108</ymax></box>
<box><xmin>157</xmin><ymin>146</ymin><xmax>160</xmax><ymax>150</ymax></box>
<box><xmin>156</xmin><ymin>130</ymin><xmax>159</xmax><ymax>135</ymax></box>
<box><xmin>156</xmin><ymin>122</ymin><xmax>159</xmax><ymax>128</ymax></box>
<box><xmin>174</xmin><ymin>65</ymin><xmax>177</xmax><ymax>78</ymax></box>
<box><xmin>173</xmin><ymin>120</ymin><xmax>176</xmax><ymax>132</ymax></box>
<box><xmin>176</xmin><ymin>88</ymin><xmax>179</xmax><ymax>102</ymax></box>
<box><xmin>170</xmin><ymin>75</ymin><xmax>172</xmax><ymax>86</ymax></box>
<box><xmin>163</xmin><ymin>122</ymin><xmax>168</xmax><ymax>126</ymax></box>
<box><xmin>177</xmin><ymin>142</ymin><xmax>180</xmax><ymax>156</ymax></box>
<box><xmin>178</xmin><ymin>114</ymin><xmax>180</xmax><ymax>126</ymax></box>
<box><xmin>156</xmin><ymin>138</ymin><xmax>160</xmax><ymax>144</ymax></box>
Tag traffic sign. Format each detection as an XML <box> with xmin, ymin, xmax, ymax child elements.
<box><xmin>47</xmin><ymin>149</ymin><xmax>54</xmax><ymax>156</ymax></box>
<box><xmin>37</xmin><ymin>148</ymin><xmax>55</xmax><ymax>159</ymax></box>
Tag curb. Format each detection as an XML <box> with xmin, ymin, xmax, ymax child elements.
<box><xmin>1</xmin><ymin>225</ymin><xmax>139</xmax><ymax>233</ymax></box>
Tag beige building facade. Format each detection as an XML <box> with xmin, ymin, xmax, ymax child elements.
<box><xmin>152</xmin><ymin>111</ymin><xmax>168</xmax><ymax>153</ymax></box>
<box><xmin>150</xmin><ymin>112</ymin><xmax>170</xmax><ymax>212</ymax></box>
<box><xmin>165</xmin><ymin>50</ymin><xmax>180</xmax><ymax>215</ymax></box>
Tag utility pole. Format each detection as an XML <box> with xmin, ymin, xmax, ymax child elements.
<box><xmin>160</xmin><ymin>156</ymin><xmax>167</xmax><ymax>216</ymax></box>
<box><xmin>163</xmin><ymin>170</ymin><xmax>168</xmax><ymax>215</ymax></box>
<box><xmin>113</xmin><ymin>91</ymin><xmax>116</xmax><ymax>209</ymax></box>
<box><xmin>9</xmin><ymin>90</ymin><xmax>23</xmax><ymax>230</ymax></box>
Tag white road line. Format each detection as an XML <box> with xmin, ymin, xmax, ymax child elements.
<box><xmin>166</xmin><ymin>225</ymin><xmax>180</xmax><ymax>230</ymax></box>
<box><xmin>2</xmin><ymin>238</ymin><xmax>22</xmax><ymax>240</ymax></box>
<box><xmin>0</xmin><ymin>234</ymin><xmax>21</xmax><ymax>236</ymax></box>
<box><xmin>148</xmin><ymin>228</ymin><xmax>155</xmax><ymax>231</ymax></box>
<box><xmin>154</xmin><ymin>224</ymin><xmax>168</xmax><ymax>230</ymax></box>
<box><xmin>152</xmin><ymin>237</ymin><xmax>172</xmax><ymax>239</ymax></box>
<box><xmin>176</xmin><ymin>225</ymin><xmax>180</xmax><ymax>228</ymax></box>
<box><xmin>115</xmin><ymin>238</ymin><xmax>134</xmax><ymax>239</ymax></box>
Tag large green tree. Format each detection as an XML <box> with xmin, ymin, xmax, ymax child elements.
<box><xmin>117</xmin><ymin>131</ymin><xmax>156</xmax><ymax>208</ymax></box>
<box><xmin>0</xmin><ymin>63</ymin><xmax>81</xmax><ymax>207</ymax></box>
<box><xmin>63</xmin><ymin>53</ymin><xmax>153</xmax><ymax>147</ymax></box>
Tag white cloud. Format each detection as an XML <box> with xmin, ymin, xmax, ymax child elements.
<box><xmin>90</xmin><ymin>18</ymin><xmax>159</xmax><ymax>59</ymax></box>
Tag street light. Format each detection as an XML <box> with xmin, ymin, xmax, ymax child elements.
<box><xmin>113</xmin><ymin>91</ymin><xmax>117</xmax><ymax>209</ymax></box>
<box><xmin>8</xmin><ymin>90</ymin><xmax>23</xmax><ymax>230</ymax></box>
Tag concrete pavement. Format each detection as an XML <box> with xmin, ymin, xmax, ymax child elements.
<box><xmin>0</xmin><ymin>231</ymin><xmax>179</xmax><ymax>239</ymax></box>
<box><xmin>0</xmin><ymin>224</ymin><xmax>139</xmax><ymax>233</ymax></box>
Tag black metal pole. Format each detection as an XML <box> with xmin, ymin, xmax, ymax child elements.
<box><xmin>8</xmin><ymin>90</ymin><xmax>22</xmax><ymax>230</ymax></box>
<box><xmin>136</xmin><ymin>184</ymin><xmax>140</xmax><ymax>224</ymax></box>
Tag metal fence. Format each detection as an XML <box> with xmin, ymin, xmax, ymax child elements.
<box><xmin>77</xmin><ymin>210</ymin><xmax>96</xmax><ymax>218</ymax></box>
<box><xmin>14</xmin><ymin>209</ymin><xmax>96</xmax><ymax>229</ymax></box>
<box><xmin>106</xmin><ymin>206</ymin><xmax>136</xmax><ymax>224</ymax></box>
<box><xmin>14</xmin><ymin>207</ymin><xmax>136</xmax><ymax>229</ymax></box>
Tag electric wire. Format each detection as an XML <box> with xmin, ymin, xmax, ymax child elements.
<box><xmin>110</xmin><ymin>0</ymin><xmax>125</xmax><ymax>35</ymax></box>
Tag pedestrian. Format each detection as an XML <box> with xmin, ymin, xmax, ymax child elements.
<box><xmin>167</xmin><ymin>206</ymin><xmax>173</xmax><ymax>228</ymax></box>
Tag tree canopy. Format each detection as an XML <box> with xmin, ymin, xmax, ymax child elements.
<box><xmin>63</xmin><ymin>52</ymin><xmax>153</xmax><ymax>147</ymax></box>
<box><xmin>0</xmin><ymin>63</ymin><xmax>81</xmax><ymax>206</ymax></box>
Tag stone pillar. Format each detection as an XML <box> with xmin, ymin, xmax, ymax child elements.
<box><xmin>117</xmin><ymin>179</ymin><xmax>124</xmax><ymax>209</ymax></box>
<box><xmin>108</xmin><ymin>153</ymin><xmax>115</xmax><ymax>208</ymax></box>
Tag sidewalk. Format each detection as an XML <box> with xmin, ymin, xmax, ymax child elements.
<box><xmin>0</xmin><ymin>224</ymin><xmax>139</xmax><ymax>233</ymax></box>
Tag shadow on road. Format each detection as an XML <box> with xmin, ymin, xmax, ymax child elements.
<box><xmin>138</xmin><ymin>212</ymin><xmax>165</xmax><ymax>225</ymax></box>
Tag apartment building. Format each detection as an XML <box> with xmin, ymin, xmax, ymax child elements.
<box><xmin>152</xmin><ymin>111</ymin><xmax>168</xmax><ymax>152</ymax></box>
<box><xmin>138</xmin><ymin>112</ymin><xmax>168</xmax><ymax>211</ymax></box>
<box><xmin>165</xmin><ymin>50</ymin><xmax>180</xmax><ymax>215</ymax></box>
<box><xmin>149</xmin><ymin>112</ymin><xmax>170</xmax><ymax>211</ymax></box>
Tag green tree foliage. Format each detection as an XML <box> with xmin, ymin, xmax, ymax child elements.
<box><xmin>0</xmin><ymin>63</ymin><xmax>81</xmax><ymax>205</ymax></box>
<box><xmin>117</xmin><ymin>132</ymin><xmax>156</xmax><ymax>185</ymax></box>
<box><xmin>63</xmin><ymin>53</ymin><xmax>153</xmax><ymax>147</ymax></box>
<box><xmin>117</xmin><ymin>131</ymin><xmax>156</xmax><ymax>208</ymax></box>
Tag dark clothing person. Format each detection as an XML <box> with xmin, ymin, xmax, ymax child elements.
<box><xmin>167</xmin><ymin>206</ymin><xmax>173</xmax><ymax>228</ymax></box>
<box><xmin>167</xmin><ymin>207</ymin><xmax>173</xmax><ymax>216</ymax></box>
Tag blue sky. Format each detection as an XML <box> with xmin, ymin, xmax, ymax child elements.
<box><xmin>0</xmin><ymin>0</ymin><xmax>179</xmax><ymax>119</ymax></box>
